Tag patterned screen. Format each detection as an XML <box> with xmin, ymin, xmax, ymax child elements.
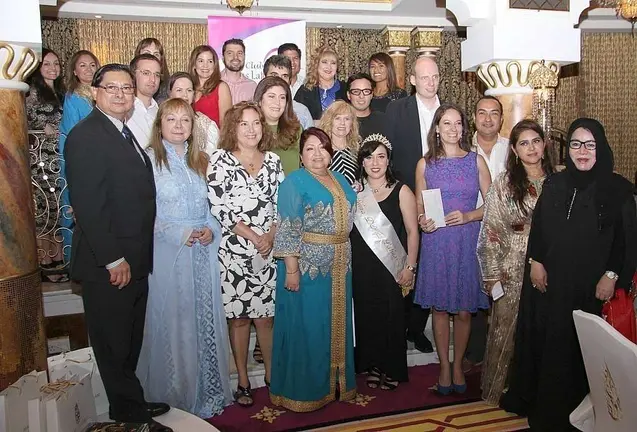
<box><xmin>509</xmin><ymin>0</ymin><xmax>569</xmax><ymax>10</ymax></box>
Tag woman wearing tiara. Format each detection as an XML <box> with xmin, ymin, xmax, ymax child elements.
<box><xmin>351</xmin><ymin>134</ymin><xmax>420</xmax><ymax>390</ymax></box>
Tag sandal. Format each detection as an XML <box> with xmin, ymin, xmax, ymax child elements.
<box><xmin>366</xmin><ymin>368</ymin><xmax>382</xmax><ymax>389</ymax></box>
<box><xmin>380</xmin><ymin>374</ymin><xmax>399</xmax><ymax>391</ymax></box>
<box><xmin>252</xmin><ymin>342</ymin><xmax>264</xmax><ymax>364</ymax></box>
<box><xmin>233</xmin><ymin>384</ymin><xmax>254</xmax><ymax>407</ymax></box>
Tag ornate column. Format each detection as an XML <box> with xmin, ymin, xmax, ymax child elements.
<box><xmin>446</xmin><ymin>0</ymin><xmax>590</xmax><ymax>138</ymax></box>
<box><xmin>411</xmin><ymin>27</ymin><xmax>442</xmax><ymax>59</ymax></box>
<box><xmin>0</xmin><ymin>0</ymin><xmax>47</xmax><ymax>390</ymax></box>
<box><xmin>381</xmin><ymin>26</ymin><xmax>411</xmax><ymax>89</ymax></box>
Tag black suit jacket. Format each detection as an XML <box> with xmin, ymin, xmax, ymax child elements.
<box><xmin>385</xmin><ymin>95</ymin><xmax>436</xmax><ymax>192</ymax></box>
<box><xmin>294</xmin><ymin>80</ymin><xmax>347</xmax><ymax>120</ymax></box>
<box><xmin>64</xmin><ymin>109</ymin><xmax>156</xmax><ymax>282</ymax></box>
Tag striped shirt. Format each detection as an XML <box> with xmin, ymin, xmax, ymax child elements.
<box><xmin>330</xmin><ymin>148</ymin><xmax>358</xmax><ymax>185</ymax></box>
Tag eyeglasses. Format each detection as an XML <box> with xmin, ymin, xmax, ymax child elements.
<box><xmin>349</xmin><ymin>89</ymin><xmax>373</xmax><ymax>96</ymax></box>
<box><xmin>138</xmin><ymin>70</ymin><xmax>162</xmax><ymax>79</ymax></box>
<box><xmin>569</xmin><ymin>140</ymin><xmax>596</xmax><ymax>150</ymax></box>
<box><xmin>98</xmin><ymin>85</ymin><xmax>136</xmax><ymax>95</ymax></box>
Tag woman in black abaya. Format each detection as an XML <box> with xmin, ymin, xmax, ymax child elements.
<box><xmin>501</xmin><ymin>118</ymin><xmax>637</xmax><ymax>431</ymax></box>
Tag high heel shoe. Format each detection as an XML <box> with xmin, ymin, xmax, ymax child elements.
<box><xmin>432</xmin><ymin>382</ymin><xmax>454</xmax><ymax>396</ymax></box>
<box><xmin>452</xmin><ymin>382</ymin><xmax>467</xmax><ymax>394</ymax></box>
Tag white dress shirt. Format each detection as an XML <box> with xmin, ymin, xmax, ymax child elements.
<box><xmin>415</xmin><ymin>94</ymin><xmax>440</xmax><ymax>156</ymax></box>
<box><xmin>473</xmin><ymin>132</ymin><xmax>510</xmax><ymax>207</ymax></box>
<box><xmin>127</xmin><ymin>97</ymin><xmax>159</xmax><ymax>149</ymax></box>
<box><xmin>290</xmin><ymin>73</ymin><xmax>305</xmax><ymax>98</ymax></box>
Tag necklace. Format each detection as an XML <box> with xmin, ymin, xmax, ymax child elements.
<box><xmin>309</xmin><ymin>170</ymin><xmax>330</xmax><ymax>178</ymax></box>
<box><xmin>370</xmin><ymin>182</ymin><xmax>387</xmax><ymax>193</ymax></box>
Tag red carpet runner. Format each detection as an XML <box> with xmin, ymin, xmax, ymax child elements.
<box><xmin>207</xmin><ymin>364</ymin><xmax>510</xmax><ymax>432</ymax></box>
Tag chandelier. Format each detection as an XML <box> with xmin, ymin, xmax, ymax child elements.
<box><xmin>222</xmin><ymin>0</ymin><xmax>257</xmax><ymax>15</ymax></box>
<box><xmin>596</xmin><ymin>0</ymin><xmax>637</xmax><ymax>34</ymax></box>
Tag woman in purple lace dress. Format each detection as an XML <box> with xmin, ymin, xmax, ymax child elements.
<box><xmin>414</xmin><ymin>103</ymin><xmax>491</xmax><ymax>395</ymax></box>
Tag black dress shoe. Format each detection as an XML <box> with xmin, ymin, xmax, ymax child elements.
<box><xmin>409</xmin><ymin>334</ymin><xmax>434</xmax><ymax>353</ymax></box>
<box><xmin>146</xmin><ymin>402</ymin><xmax>171</xmax><ymax>417</ymax></box>
<box><xmin>149</xmin><ymin>420</ymin><xmax>173</xmax><ymax>432</ymax></box>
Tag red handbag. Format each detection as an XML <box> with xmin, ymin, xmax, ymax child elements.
<box><xmin>601</xmin><ymin>273</ymin><xmax>637</xmax><ymax>344</ymax></box>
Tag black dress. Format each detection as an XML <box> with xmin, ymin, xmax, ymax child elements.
<box><xmin>503</xmin><ymin>172</ymin><xmax>637</xmax><ymax>431</ymax></box>
<box><xmin>351</xmin><ymin>182</ymin><xmax>408</xmax><ymax>381</ymax></box>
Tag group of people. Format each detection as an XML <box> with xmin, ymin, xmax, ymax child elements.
<box><xmin>26</xmin><ymin>34</ymin><xmax>637</xmax><ymax>432</ymax></box>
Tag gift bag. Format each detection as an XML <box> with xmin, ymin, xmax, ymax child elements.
<box><xmin>40</xmin><ymin>373</ymin><xmax>97</xmax><ymax>432</ymax></box>
<box><xmin>0</xmin><ymin>370</ymin><xmax>47</xmax><ymax>432</ymax></box>
<box><xmin>48</xmin><ymin>347</ymin><xmax>108</xmax><ymax>415</ymax></box>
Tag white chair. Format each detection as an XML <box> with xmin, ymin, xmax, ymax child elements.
<box><xmin>571</xmin><ymin>310</ymin><xmax>637</xmax><ymax>432</ymax></box>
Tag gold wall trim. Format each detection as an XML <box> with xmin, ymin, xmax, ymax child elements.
<box><xmin>411</xmin><ymin>30</ymin><xmax>442</xmax><ymax>49</ymax></box>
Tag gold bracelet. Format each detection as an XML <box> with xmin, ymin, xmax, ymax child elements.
<box><xmin>417</xmin><ymin>213</ymin><xmax>425</xmax><ymax>222</ymax></box>
<box><xmin>286</xmin><ymin>269</ymin><xmax>299</xmax><ymax>274</ymax></box>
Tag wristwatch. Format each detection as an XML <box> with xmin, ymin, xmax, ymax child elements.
<box><xmin>406</xmin><ymin>264</ymin><xmax>417</xmax><ymax>274</ymax></box>
<box><xmin>604</xmin><ymin>271</ymin><xmax>619</xmax><ymax>281</ymax></box>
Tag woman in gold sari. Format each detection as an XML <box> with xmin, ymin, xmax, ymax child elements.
<box><xmin>270</xmin><ymin>127</ymin><xmax>357</xmax><ymax>412</ymax></box>
<box><xmin>476</xmin><ymin>120</ymin><xmax>554</xmax><ymax>405</ymax></box>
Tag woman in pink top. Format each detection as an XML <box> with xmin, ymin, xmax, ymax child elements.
<box><xmin>189</xmin><ymin>45</ymin><xmax>232</xmax><ymax>127</ymax></box>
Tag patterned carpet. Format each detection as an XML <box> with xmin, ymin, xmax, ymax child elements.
<box><xmin>208</xmin><ymin>364</ymin><xmax>529</xmax><ymax>432</ymax></box>
<box><xmin>312</xmin><ymin>401</ymin><xmax>529</xmax><ymax>431</ymax></box>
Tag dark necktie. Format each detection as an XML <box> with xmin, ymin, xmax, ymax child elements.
<box><xmin>122</xmin><ymin>124</ymin><xmax>146</xmax><ymax>165</ymax></box>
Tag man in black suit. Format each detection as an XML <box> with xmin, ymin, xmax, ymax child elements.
<box><xmin>64</xmin><ymin>64</ymin><xmax>171</xmax><ymax>431</ymax></box>
<box><xmin>385</xmin><ymin>56</ymin><xmax>441</xmax><ymax>354</ymax></box>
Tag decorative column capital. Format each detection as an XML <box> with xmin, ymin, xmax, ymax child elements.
<box><xmin>0</xmin><ymin>43</ymin><xmax>39</xmax><ymax>92</ymax></box>
<box><xmin>410</xmin><ymin>27</ymin><xmax>443</xmax><ymax>58</ymax></box>
<box><xmin>381</xmin><ymin>26</ymin><xmax>411</xmax><ymax>55</ymax></box>
<box><xmin>476</xmin><ymin>60</ymin><xmax>561</xmax><ymax>95</ymax></box>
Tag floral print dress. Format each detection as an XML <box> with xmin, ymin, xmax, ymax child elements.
<box><xmin>207</xmin><ymin>149</ymin><xmax>284</xmax><ymax>319</ymax></box>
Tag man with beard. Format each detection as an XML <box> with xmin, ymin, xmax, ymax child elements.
<box><xmin>221</xmin><ymin>38</ymin><xmax>257</xmax><ymax>104</ymax></box>
<box><xmin>346</xmin><ymin>72</ymin><xmax>386</xmax><ymax>141</ymax></box>
<box><xmin>127</xmin><ymin>54</ymin><xmax>161</xmax><ymax>149</ymax></box>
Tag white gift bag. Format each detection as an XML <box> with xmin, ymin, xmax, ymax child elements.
<box><xmin>48</xmin><ymin>347</ymin><xmax>108</xmax><ymax>416</ymax></box>
<box><xmin>41</xmin><ymin>373</ymin><xmax>97</xmax><ymax>432</ymax></box>
<box><xmin>0</xmin><ymin>370</ymin><xmax>47</xmax><ymax>432</ymax></box>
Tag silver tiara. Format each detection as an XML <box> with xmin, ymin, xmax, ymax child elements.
<box><xmin>361</xmin><ymin>133</ymin><xmax>392</xmax><ymax>150</ymax></box>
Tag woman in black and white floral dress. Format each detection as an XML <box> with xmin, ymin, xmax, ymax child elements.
<box><xmin>207</xmin><ymin>101</ymin><xmax>284</xmax><ymax>408</ymax></box>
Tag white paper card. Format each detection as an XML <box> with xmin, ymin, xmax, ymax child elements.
<box><xmin>491</xmin><ymin>281</ymin><xmax>505</xmax><ymax>301</ymax></box>
<box><xmin>421</xmin><ymin>189</ymin><xmax>446</xmax><ymax>228</ymax></box>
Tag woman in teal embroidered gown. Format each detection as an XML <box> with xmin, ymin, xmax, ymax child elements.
<box><xmin>270</xmin><ymin>127</ymin><xmax>357</xmax><ymax>412</ymax></box>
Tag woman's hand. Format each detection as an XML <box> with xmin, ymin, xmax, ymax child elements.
<box><xmin>185</xmin><ymin>230</ymin><xmax>198</xmax><ymax>247</ymax></box>
<box><xmin>285</xmin><ymin>270</ymin><xmax>300</xmax><ymax>292</ymax></box>
<box><xmin>530</xmin><ymin>261</ymin><xmax>548</xmax><ymax>293</ymax></box>
<box><xmin>396</xmin><ymin>267</ymin><xmax>415</xmax><ymax>287</ymax></box>
<box><xmin>445</xmin><ymin>210</ymin><xmax>468</xmax><ymax>226</ymax></box>
<box><xmin>198</xmin><ymin>227</ymin><xmax>214</xmax><ymax>246</ymax></box>
<box><xmin>252</xmin><ymin>231</ymin><xmax>274</xmax><ymax>257</ymax></box>
<box><xmin>483</xmin><ymin>280</ymin><xmax>498</xmax><ymax>296</ymax></box>
<box><xmin>595</xmin><ymin>275</ymin><xmax>616</xmax><ymax>301</ymax></box>
<box><xmin>420</xmin><ymin>217</ymin><xmax>437</xmax><ymax>233</ymax></box>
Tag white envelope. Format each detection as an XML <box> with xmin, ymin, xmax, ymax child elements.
<box><xmin>421</xmin><ymin>188</ymin><xmax>447</xmax><ymax>228</ymax></box>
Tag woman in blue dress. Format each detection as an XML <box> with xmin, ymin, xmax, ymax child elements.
<box><xmin>58</xmin><ymin>50</ymin><xmax>99</xmax><ymax>263</ymax></box>
<box><xmin>270</xmin><ymin>127</ymin><xmax>358</xmax><ymax>412</ymax></box>
<box><xmin>136</xmin><ymin>98</ymin><xmax>232</xmax><ymax>417</ymax></box>
<box><xmin>415</xmin><ymin>103</ymin><xmax>491</xmax><ymax>395</ymax></box>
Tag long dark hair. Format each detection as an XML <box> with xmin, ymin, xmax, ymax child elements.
<box><xmin>65</xmin><ymin>50</ymin><xmax>100</xmax><ymax>94</ymax></box>
<box><xmin>424</xmin><ymin>103</ymin><xmax>471</xmax><ymax>163</ymax></box>
<box><xmin>356</xmin><ymin>140</ymin><xmax>397</xmax><ymax>189</ymax></box>
<box><xmin>368</xmin><ymin>52</ymin><xmax>399</xmax><ymax>93</ymax></box>
<box><xmin>28</xmin><ymin>48</ymin><xmax>65</xmax><ymax>105</ymax></box>
<box><xmin>506</xmin><ymin>119</ymin><xmax>555</xmax><ymax>215</ymax></box>
<box><xmin>253</xmin><ymin>76</ymin><xmax>301</xmax><ymax>150</ymax></box>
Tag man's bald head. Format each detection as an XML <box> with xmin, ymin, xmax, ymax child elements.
<box><xmin>410</xmin><ymin>56</ymin><xmax>440</xmax><ymax>101</ymax></box>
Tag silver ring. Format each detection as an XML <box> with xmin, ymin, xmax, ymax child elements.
<box><xmin>532</xmin><ymin>284</ymin><xmax>537</xmax><ymax>288</ymax></box>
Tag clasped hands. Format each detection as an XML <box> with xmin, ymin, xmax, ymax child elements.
<box><xmin>251</xmin><ymin>231</ymin><xmax>274</xmax><ymax>258</ymax></box>
<box><xmin>419</xmin><ymin>210</ymin><xmax>468</xmax><ymax>233</ymax></box>
<box><xmin>186</xmin><ymin>227</ymin><xmax>214</xmax><ymax>247</ymax></box>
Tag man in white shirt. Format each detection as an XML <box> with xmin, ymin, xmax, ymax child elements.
<box><xmin>278</xmin><ymin>43</ymin><xmax>305</xmax><ymax>97</ymax></box>
<box><xmin>464</xmin><ymin>95</ymin><xmax>509</xmax><ymax>374</ymax></box>
<box><xmin>127</xmin><ymin>54</ymin><xmax>160</xmax><ymax>149</ymax></box>
<box><xmin>263</xmin><ymin>55</ymin><xmax>313</xmax><ymax>130</ymax></box>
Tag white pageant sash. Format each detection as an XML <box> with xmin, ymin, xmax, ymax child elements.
<box><xmin>354</xmin><ymin>186</ymin><xmax>407</xmax><ymax>280</ymax></box>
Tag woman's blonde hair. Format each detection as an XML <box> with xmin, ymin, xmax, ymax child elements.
<box><xmin>217</xmin><ymin>102</ymin><xmax>273</xmax><ymax>153</ymax></box>
<box><xmin>147</xmin><ymin>98</ymin><xmax>208</xmax><ymax>177</ymax></box>
<box><xmin>304</xmin><ymin>46</ymin><xmax>339</xmax><ymax>90</ymax></box>
<box><xmin>318</xmin><ymin>100</ymin><xmax>360</xmax><ymax>154</ymax></box>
